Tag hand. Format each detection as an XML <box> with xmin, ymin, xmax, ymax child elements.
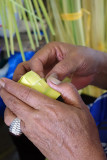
<box><xmin>13</xmin><ymin>42</ymin><xmax>106</xmax><ymax>90</ymax></box>
<box><xmin>0</xmin><ymin>78</ymin><xmax>106</xmax><ymax>160</ymax></box>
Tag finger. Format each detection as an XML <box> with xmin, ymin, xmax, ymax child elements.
<box><xmin>4</xmin><ymin>108</ymin><xmax>26</xmax><ymax>135</ymax></box>
<box><xmin>13</xmin><ymin>61</ymin><xmax>30</xmax><ymax>82</ymax></box>
<box><xmin>47</xmin><ymin>77</ymin><xmax>84</xmax><ymax>108</ymax></box>
<box><xmin>0</xmin><ymin>78</ymin><xmax>54</xmax><ymax>110</ymax></box>
<box><xmin>29</xmin><ymin>43</ymin><xmax>58</xmax><ymax>78</ymax></box>
<box><xmin>46</xmin><ymin>58</ymin><xmax>72</xmax><ymax>80</ymax></box>
<box><xmin>0</xmin><ymin>88</ymin><xmax>36</xmax><ymax>122</ymax></box>
<box><xmin>4</xmin><ymin>108</ymin><xmax>16</xmax><ymax>126</ymax></box>
<box><xmin>44</xmin><ymin>43</ymin><xmax>77</xmax><ymax>80</ymax></box>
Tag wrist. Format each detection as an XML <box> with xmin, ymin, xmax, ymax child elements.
<box><xmin>91</xmin><ymin>51</ymin><xmax>107</xmax><ymax>89</ymax></box>
<box><xmin>89</xmin><ymin>145</ymin><xmax>106</xmax><ymax>160</ymax></box>
<box><xmin>79</xmin><ymin>142</ymin><xmax>106</xmax><ymax>160</ymax></box>
<box><xmin>96</xmin><ymin>51</ymin><xmax>107</xmax><ymax>74</ymax></box>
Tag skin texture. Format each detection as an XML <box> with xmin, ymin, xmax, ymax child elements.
<box><xmin>13</xmin><ymin>42</ymin><xmax>107</xmax><ymax>89</ymax></box>
<box><xmin>0</xmin><ymin>78</ymin><xmax>106</xmax><ymax>160</ymax></box>
<box><xmin>1</xmin><ymin>42</ymin><xmax>107</xmax><ymax>159</ymax></box>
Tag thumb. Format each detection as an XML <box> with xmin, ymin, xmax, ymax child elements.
<box><xmin>47</xmin><ymin>76</ymin><xmax>84</xmax><ymax>108</ymax></box>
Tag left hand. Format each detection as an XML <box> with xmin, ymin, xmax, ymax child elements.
<box><xmin>0</xmin><ymin>78</ymin><xmax>106</xmax><ymax>160</ymax></box>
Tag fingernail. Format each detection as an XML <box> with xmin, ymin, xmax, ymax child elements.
<box><xmin>47</xmin><ymin>74</ymin><xmax>61</xmax><ymax>85</ymax></box>
<box><xmin>0</xmin><ymin>79</ymin><xmax>5</xmax><ymax>88</ymax></box>
<box><xmin>49</xmin><ymin>73</ymin><xmax>58</xmax><ymax>79</ymax></box>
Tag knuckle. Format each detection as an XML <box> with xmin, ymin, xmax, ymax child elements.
<box><xmin>45</xmin><ymin>41</ymin><xmax>55</xmax><ymax>47</ymax></box>
<box><xmin>8</xmin><ymin>97</ymin><xmax>19</xmax><ymax>112</ymax></box>
<box><xmin>13</xmin><ymin>62</ymin><xmax>25</xmax><ymax>81</ymax></box>
<box><xmin>63</xmin><ymin>82</ymin><xmax>75</xmax><ymax>91</ymax></box>
<box><xmin>60</xmin><ymin>82</ymin><xmax>77</xmax><ymax>98</ymax></box>
<box><xmin>45</xmin><ymin>41</ymin><xmax>59</xmax><ymax>49</ymax></box>
<box><xmin>30</xmin><ymin>61</ymin><xmax>39</xmax><ymax>70</ymax></box>
<box><xmin>32</xmin><ymin>110</ymin><xmax>40</xmax><ymax>122</ymax></box>
<box><xmin>29</xmin><ymin>58</ymin><xmax>38</xmax><ymax>69</ymax></box>
<box><xmin>29</xmin><ymin>57</ymin><xmax>34</xmax><ymax>64</ymax></box>
<box><xmin>62</xmin><ymin>63</ymin><xmax>69</xmax><ymax>72</ymax></box>
<box><xmin>63</xmin><ymin>83</ymin><xmax>71</xmax><ymax>91</ymax></box>
<box><xmin>60</xmin><ymin>64</ymin><xmax>67</xmax><ymax>73</ymax></box>
<box><xmin>20</xmin><ymin>88</ymin><xmax>32</xmax><ymax>102</ymax></box>
<box><xmin>67</xmin><ymin>83</ymin><xmax>75</xmax><ymax>90</ymax></box>
<box><xmin>16</xmin><ymin>62</ymin><xmax>23</xmax><ymax>70</ymax></box>
<box><xmin>56</xmin><ymin>63</ymin><xmax>69</xmax><ymax>76</ymax></box>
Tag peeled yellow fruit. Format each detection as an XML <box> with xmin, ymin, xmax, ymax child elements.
<box><xmin>18</xmin><ymin>71</ymin><xmax>61</xmax><ymax>99</ymax></box>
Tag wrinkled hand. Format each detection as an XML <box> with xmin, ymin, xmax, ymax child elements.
<box><xmin>13</xmin><ymin>42</ymin><xmax>103</xmax><ymax>89</ymax></box>
<box><xmin>0</xmin><ymin>78</ymin><xmax>106</xmax><ymax>160</ymax></box>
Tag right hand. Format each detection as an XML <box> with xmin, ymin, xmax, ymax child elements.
<box><xmin>1</xmin><ymin>78</ymin><xmax>106</xmax><ymax>160</ymax></box>
<box><xmin>13</xmin><ymin>42</ymin><xmax>103</xmax><ymax>89</ymax></box>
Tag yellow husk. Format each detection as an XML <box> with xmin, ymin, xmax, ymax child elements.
<box><xmin>18</xmin><ymin>71</ymin><xmax>61</xmax><ymax>100</ymax></box>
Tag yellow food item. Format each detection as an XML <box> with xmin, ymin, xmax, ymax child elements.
<box><xmin>18</xmin><ymin>71</ymin><xmax>61</xmax><ymax>99</ymax></box>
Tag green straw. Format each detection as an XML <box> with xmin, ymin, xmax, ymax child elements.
<box><xmin>17</xmin><ymin>0</ymin><xmax>35</xmax><ymax>50</ymax></box>
<box><xmin>0</xmin><ymin>0</ymin><xmax>10</xmax><ymax>57</ymax></box>
<box><xmin>38</xmin><ymin>0</ymin><xmax>55</xmax><ymax>36</ymax></box>
<box><xmin>7</xmin><ymin>0</ymin><xmax>14</xmax><ymax>55</ymax></box>
<box><xmin>0</xmin><ymin>0</ymin><xmax>55</xmax><ymax>60</ymax></box>
<box><xmin>16</xmin><ymin>0</ymin><xmax>22</xmax><ymax>20</ymax></box>
<box><xmin>33</xmin><ymin>0</ymin><xmax>49</xmax><ymax>43</ymax></box>
<box><xmin>9</xmin><ymin>0</ymin><xmax>43</xmax><ymax>41</ymax></box>
<box><xmin>49</xmin><ymin>0</ymin><xmax>67</xmax><ymax>42</ymax></box>
<box><xmin>24</xmin><ymin>0</ymin><xmax>39</xmax><ymax>48</ymax></box>
<box><xmin>9</xmin><ymin>0</ymin><xmax>43</xmax><ymax>21</ymax></box>
<box><xmin>62</xmin><ymin>0</ymin><xmax>75</xmax><ymax>43</ymax></box>
<box><xmin>27</xmin><ymin>0</ymin><xmax>42</xmax><ymax>41</ymax></box>
<box><xmin>10</xmin><ymin>1</ymin><xmax>25</xmax><ymax>61</ymax></box>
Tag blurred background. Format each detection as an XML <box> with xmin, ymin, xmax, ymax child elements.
<box><xmin>0</xmin><ymin>0</ymin><xmax>106</xmax><ymax>159</ymax></box>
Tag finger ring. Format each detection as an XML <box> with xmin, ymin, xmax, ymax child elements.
<box><xmin>9</xmin><ymin>118</ymin><xmax>22</xmax><ymax>136</ymax></box>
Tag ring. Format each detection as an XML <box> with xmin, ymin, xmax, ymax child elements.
<box><xmin>9</xmin><ymin>118</ymin><xmax>22</xmax><ymax>136</ymax></box>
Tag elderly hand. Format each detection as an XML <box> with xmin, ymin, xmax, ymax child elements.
<box><xmin>0</xmin><ymin>78</ymin><xmax>106</xmax><ymax>160</ymax></box>
<box><xmin>13</xmin><ymin>42</ymin><xmax>107</xmax><ymax>90</ymax></box>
